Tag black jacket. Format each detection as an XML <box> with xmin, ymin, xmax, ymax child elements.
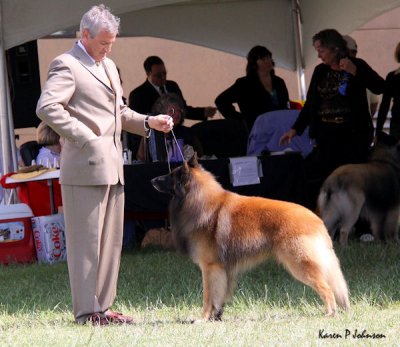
<box><xmin>215</xmin><ymin>74</ymin><xmax>289</xmax><ymax>131</ymax></box>
<box><xmin>128</xmin><ymin>79</ymin><xmax>205</xmax><ymax>120</ymax></box>
<box><xmin>376</xmin><ymin>70</ymin><xmax>400</xmax><ymax>134</ymax></box>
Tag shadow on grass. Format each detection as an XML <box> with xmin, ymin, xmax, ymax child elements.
<box><xmin>0</xmin><ymin>241</ymin><xmax>399</xmax><ymax>316</ymax></box>
<box><xmin>118</xmin><ymin>241</ymin><xmax>400</xmax><ymax>311</ymax></box>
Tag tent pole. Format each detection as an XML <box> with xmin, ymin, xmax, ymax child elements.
<box><xmin>291</xmin><ymin>0</ymin><xmax>306</xmax><ymax>101</ymax></box>
<box><xmin>0</xmin><ymin>0</ymin><xmax>18</xmax><ymax>204</ymax></box>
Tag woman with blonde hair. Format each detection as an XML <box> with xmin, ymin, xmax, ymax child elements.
<box><xmin>376</xmin><ymin>42</ymin><xmax>400</xmax><ymax>139</ymax></box>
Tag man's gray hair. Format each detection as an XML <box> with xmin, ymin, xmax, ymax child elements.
<box><xmin>80</xmin><ymin>4</ymin><xmax>120</xmax><ymax>38</ymax></box>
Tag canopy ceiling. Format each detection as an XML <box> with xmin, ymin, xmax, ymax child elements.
<box><xmin>2</xmin><ymin>0</ymin><xmax>400</xmax><ymax>71</ymax></box>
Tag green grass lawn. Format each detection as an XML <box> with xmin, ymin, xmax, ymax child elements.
<box><xmin>0</xmin><ymin>241</ymin><xmax>399</xmax><ymax>346</ymax></box>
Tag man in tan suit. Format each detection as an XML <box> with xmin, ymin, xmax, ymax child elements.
<box><xmin>36</xmin><ymin>4</ymin><xmax>173</xmax><ymax>326</ymax></box>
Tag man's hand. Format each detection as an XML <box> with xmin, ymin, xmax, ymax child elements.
<box><xmin>149</xmin><ymin>115</ymin><xmax>174</xmax><ymax>133</ymax></box>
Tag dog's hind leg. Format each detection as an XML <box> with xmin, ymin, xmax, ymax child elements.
<box><xmin>320</xmin><ymin>190</ymin><xmax>363</xmax><ymax>246</ymax></box>
<box><xmin>277</xmin><ymin>252</ymin><xmax>337</xmax><ymax>316</ymax></box>
<box><xmin>200</xmin><ymin>263</ymin><xmax>228</xmax><ymax>321</ymax></box>
<box><xmin>369</xmin><ymin>212</ymin><xmax>385</xmax><ymax>242</ymax></box>
<box><xmin>375</xmin><ymin>208</ymin><xmax>400</xmax><ymax>243</ymax></box>
<box><xmin>292</xmin><ymin>260</ymin><xmax>337</xmax><ymax>315</ymax></box>
<box><xmin>384</xmin><ymin>209</ymin><xmax>400</xmax><ymax>243</ymax></box>
<box><xmin>338</xmin><ymin>202</ymin><xmax>363</xmax><ymax>247</ymax></box>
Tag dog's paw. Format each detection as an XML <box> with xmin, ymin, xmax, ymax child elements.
<box><xmin>211</xmin><ymin>308</ymin><xmax>224</xmax><ymax>321</ymax></box>
<box><xmin>325</xmin><ymin>308</ymin><xmax>336</xmax><ymax>317</ymax></box>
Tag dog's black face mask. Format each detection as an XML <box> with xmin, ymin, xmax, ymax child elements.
<box><xmin>151</xmin><ymin>153</ymin><xmax>199</xmax><ymax>197</ymax></box>
<box><xmin>151</xmin><ymin>165</ymin><xmax>188</xmax><ymax>196</ymax></box>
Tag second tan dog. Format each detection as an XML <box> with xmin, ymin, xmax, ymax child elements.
<box><xmin>318</xmin><ymin>133</ymin><xmax>400</xmax><ymax>246</ymax></box>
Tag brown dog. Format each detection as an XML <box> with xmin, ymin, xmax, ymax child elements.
<box><xmin>151</xmin><ymin>155</ymin><xmax>350</xmax><ymax>320</ymax></box>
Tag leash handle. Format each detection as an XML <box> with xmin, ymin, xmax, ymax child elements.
<box><xmin>164</xmin><ymin>129</ymin><xmax>185</xmax><ymax>172</ymax></box>
<box><xmin>164</xmin><ymin>135</ymin><xmax>171</xmax><ymax>173</ymax></box>
<box><xmin>171</xmin><ymin>130</ymin><xmax>185</xmax><ymax>161</ymax></box>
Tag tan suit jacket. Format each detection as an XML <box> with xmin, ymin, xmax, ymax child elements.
<box><xmin>36</xmin><ymin>43</ymin><xmax>148</xmax><ymax>320</ymax></box>
<box><xmin>36</xmin><ymin>43</ymin><xmax>146</xmax><ymax>185</ymax></box>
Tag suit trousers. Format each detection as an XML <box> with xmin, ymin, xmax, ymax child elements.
<box><xmin>61</xmin><ymin>183</ymin><xmax>125</xmax><ymax>323</ymax></box>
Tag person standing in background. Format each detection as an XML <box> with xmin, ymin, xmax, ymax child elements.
<box><xmin>280</xmin><ymin>29</ymin><xmax>384</xmax><ymax>208</ymax></box>
<box><xmin>36</xmin><ymin>4</ymin><xmax>173</xmax><ymax>326</ymax></box>
<box><xmin>376</xmin><ymin>41</ymin><xmax>400</xmax><ymax>140</ymax></box>
<box><xmin>343</xmin><ymin>35</ymin><xmax>380</xmax><ymax>116</ymax></box>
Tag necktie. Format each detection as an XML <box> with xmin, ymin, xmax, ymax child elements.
<box><xmin>160</xmin><ymin>85</ymin><xmax>166</xmax><ymax>94</ymax></box>
<box><xmin>96</xmin><ymin>62</ymin><xmax>113</xmax><ymax>92</ymax></box>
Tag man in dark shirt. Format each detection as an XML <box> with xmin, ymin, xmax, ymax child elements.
<box><xmin>127</xmin><ymin>56</ymin><xmax>216</xmax><ymax>155</ymax></box>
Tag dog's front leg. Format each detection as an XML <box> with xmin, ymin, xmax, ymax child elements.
<box><xmin>200</xmin><ymin>264</ymin><xmax>213</xmax><ymax>321</ymax></box>
<box><xmin>199</xmin><ymin>263</ymin><xmax>228</xmax><ymax>321</ymax></box>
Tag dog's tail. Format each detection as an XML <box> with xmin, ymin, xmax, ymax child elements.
<box><xmin>316</xmin><ymin>187</ymin><xmax>329</xmax><ymax>214</ymax></box>
<box><xmin>324</xmin><ymin>248</ymin><xmax>350</xmax><ymax>310</ymax></box>
<box><xmin>317</xmin><ymin>185</ymin><xmax>338</xmax><ymax>221</ymax></box>
<box><xmin>276</xmin><ymin>230</ymin><xmax>350</xmax><ymax>314</ymax></box>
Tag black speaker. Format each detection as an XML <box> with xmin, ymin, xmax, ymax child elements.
<box><xmin>6</xmin><ymin>40</ymin><xmax>41</xmax><ymax>129</ymax></box>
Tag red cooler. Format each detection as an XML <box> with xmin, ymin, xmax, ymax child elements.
<box><xmin>0</xmin><ymin>203</ymin><xmax>36</xmax><ymax>264</ymax></box>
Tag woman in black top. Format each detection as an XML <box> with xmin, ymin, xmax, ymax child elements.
<box><xmin>215</xmin><ymin>45</ymin><xmax>289</xmax><ymax>133</ymax></box>
<box><xmin>376</xmin><ymin>42</ymin><xmax>400</xmax><ymax>140</ymax></box>
<box><xmin>280</xmin><ymin>29</ymin><xmax>384</xmax><ymax>207</ymax></box>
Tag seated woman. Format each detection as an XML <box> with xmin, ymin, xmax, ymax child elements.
<box><xmin>215</xmin><ymin>45</ymin><xmax>289</xmax><ymax>134</ymax></box>
<box><xmin>36</xmin><ymin>121</ymin><xmax>61</xmax><ymax>168</ymax></box>
<box><xmin>137</xmin><ymin>93</ymin><xmax>203</xmax><ymax>162</ymax></box>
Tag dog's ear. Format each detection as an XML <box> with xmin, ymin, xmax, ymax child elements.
<box><xmin>183</xmin><ymin>145</ymin><xmax>195</xmax><ymax>161</ymax></box>
<box><xmin>187</xmin><ymin>152</ymin><xmax>199</xmax><ymax>168</ymax></box>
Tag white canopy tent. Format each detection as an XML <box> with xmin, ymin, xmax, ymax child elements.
<box><xmin>3</xmin><ymin>0</ymin><xmax>400</xmax><ymax>69</ymax></box>
<box><xmin>1</xmin><ymin>0</ymin><xmax>400</xmax><ymax>200</ymax></box>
